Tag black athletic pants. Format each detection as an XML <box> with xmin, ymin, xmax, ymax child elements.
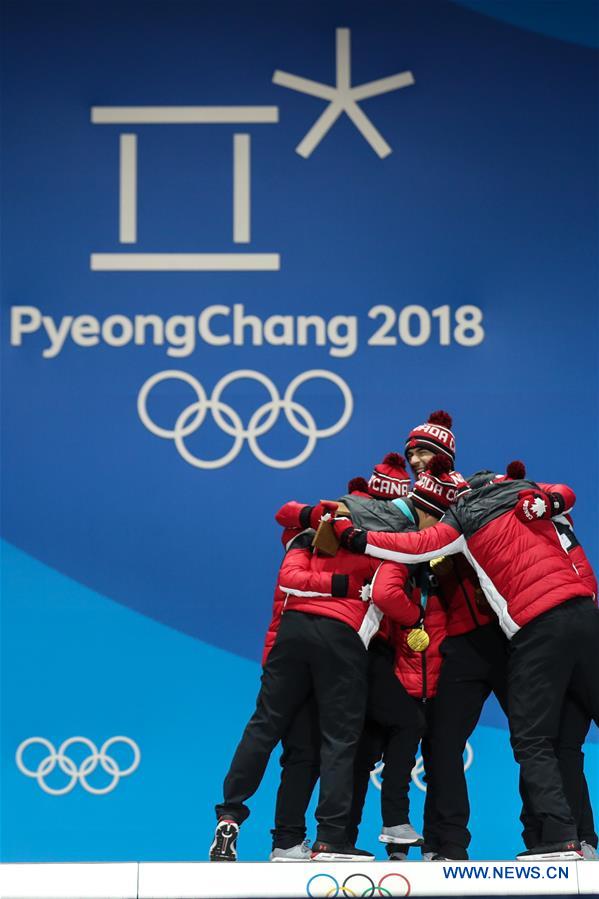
<box><xmin>271</xmin><ymin>694</ymin><xmax>320</xmax><ymax>849</ymax></box>
<box><xmin>508</xmin><ymin>596</ymin><xmax>599</xmax><ymax>845</ymax></box>
<box><xmin>421</xmin><ymin>622</ymin><xmax>509</xmax><ymax>859</ymax></box>
<box><xmin>520</xmin><ymin>693</ymin><xmax>598</xmax><ymax>849</ymax></box>
<box><xmin>215</xmin><ymin>610</ymin><xmax>368</xmax><ymax>844</ymax></box>
<box><xmin>348</xmin><ymin>639</ymin><xmax>427</xmax><ymax>843</ymax></box>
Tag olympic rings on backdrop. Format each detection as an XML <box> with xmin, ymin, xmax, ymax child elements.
<box><xmin>306</xmin><ymin>872</ymin><xmax>410</xmax><ymax>897</ymax></box>
<box><xmin>15</xmin><ymin>736</ymin><xmax>140</xmax><ymax>795</ymax></box>
<box><xmin>137</xmin><ymin>369</ymin><xmax>353</xmax><ymax>469</ymax></box>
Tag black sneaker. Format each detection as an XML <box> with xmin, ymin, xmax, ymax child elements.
<box><xmin>436</xmin><ymin>843</ymin><xmax>468</xmax><ymax>861</ymax></box>
<box><xmin>386</xmin><ymin>843</ymin><xmax>410</xmax><ymax>861</ymax></box>
<box><xmin>516</xmin><ymin>840</ymin><xmax>583</xmax><ymax>861</ymax></box>
<box><xmin>311</xmin><ymin>841</ymin><xmax>375</xmax><ymax>862</ymax></box>
<box><xmin>209</xmin><ymin>818</ymin><xmax>239</xmax><ymax>861</ymax></box>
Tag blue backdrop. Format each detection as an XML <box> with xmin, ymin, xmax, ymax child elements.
<box><xmin>1</xmin><ymin>0</ymin><xmax>597</xmax><ymax>862</ymax></box>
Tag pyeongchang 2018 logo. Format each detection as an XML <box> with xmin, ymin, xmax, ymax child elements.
<box><xmin>138</xmin><ymin>369</ymin><xmax>353</xmax><ymax>469</ymax></box>
<box><xmin>90</xmin><ymin>28</ymin><xmax>414</xmax><ymax>273</ymax></box>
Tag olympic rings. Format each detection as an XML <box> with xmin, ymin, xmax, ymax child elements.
<box><xmin>15</xmin><ymin>736</ymin><xmax>140</xmax><ymax>795</ymax></box>
<box><xmin>137</xmin><ymin>369</ymin><xmax>353</xmax><ymax>470</ymax></box>
<box><xmin>307</xmin><ymin>874</ymin><xmax>338</xmax><ymax>897</ymax></box>
<box><xmin>306</xmin><ymin>872</ymin><xmax>410</xmax><ymax>897</ymax></box>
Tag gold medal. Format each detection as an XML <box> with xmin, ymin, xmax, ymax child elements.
<box><xmin>407</xmin><ymin>627</ymin><xmax>430</xmax><ymax>652</ymax></box>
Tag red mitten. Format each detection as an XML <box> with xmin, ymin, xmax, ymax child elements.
<box><xmin>331</xmin><ymin>518</ymin><xmax>367</xmax><ymax>553</ymax></box>
<box><xmin>275</xmin><ymin>501</ymin><xmax>310</xmax><ymax>528</ymax></box>
<box><xmin>331</xmin><ymin>516</ymin><xmax>354</xmax><ymax>540</ymax></box>
<box><xmin>308</xmin><ymin>501</ymin><xmax>337</xmax><ymax>529</ymax></box>
<box><xmin>319</xmin><ymin>500</ymin><xmax>340</xmax><ymax>519</ymax></box>
<box><xmin>515</xmin><ymin>490</ymin><xmax>552</xmax><ymax>523</ymax></box>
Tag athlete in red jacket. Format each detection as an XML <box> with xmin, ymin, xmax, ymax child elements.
<box><xmin>334</xmin><ymin>463</ymin><xmax>597</xmax><ymax>860</ymax></box>
<box><xmin>277</xmin><ymin>455</ymin><xmax>438</xmax><ymax>860</ymax></box>
<box><xmin>211</xmin><ymin>495</ymin><xmax>387</xmax><ymax>863</ymax></box>
<box><xmin>344</xmin><ymin>454</ymin><xmax>463</xmax><ymax>860</ymax></box>
<box><xmin>260</xmin><ymin>527</ymin><xmax>321</xmax><ymax>861</ymax></box>
<box><xmin>265</xmin><ymin>456</ymin><xmax>419</xmax><ymax>861</ymax></box>
<box><xmin>346</xmin><ymin>561</ymin><xmax>447</xmax><ymax>860</ymax></box>
<box><xmin>404</xmin><ymin>412</ymin><xmax>499</xmax><ymax>860</ymax></box>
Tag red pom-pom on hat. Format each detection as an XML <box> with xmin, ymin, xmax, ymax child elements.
<box><xmin>348</xmin><ymin>476</ymin><xmax>370</xmax><ymax>494</ymax></box>
<box><xmin>506</xmin><ymin>460</ymin><xmax>526</xmax><ymax>480</ymax></box>
<box><xmin>428</xmin><ymin>410</ymin><xmax>453</xmax><ymax>429</ymax></box>
<box><xmin>405</xmin><ymin>411</ymin><xmax>456</xmax><ymax>463</ymax></box>
<box><xmin>368</xmin><ymin>452</ymin><xmax>411</xmax><ymax>499</ymax></box>
<box><xmin>428</xmin><ymin>453</ymin><xmax>453</xmax><ymax>477</ymax></box>
<box><xmin>382</xmin><ymin>452</ymin><xmax>406</xmax><ymax>468</ymax></box>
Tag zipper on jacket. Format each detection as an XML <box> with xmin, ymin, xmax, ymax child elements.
<box><xmin>456</xmin><ymin>568</ymin><xmax>479</xmax><ymax>628</ymax></box>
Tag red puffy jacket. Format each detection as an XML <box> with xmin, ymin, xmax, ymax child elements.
<box><xmin>553</xmin><ymin>514</ymin><xmax>598</xmax><ymax>601</ymax></box>
<box><xmin>364</xmin><ymin>479</ymin><xmax>592</xmax><ymax>639</ymax></box>
<box><xmin>278</xmin><ymin>545</ymin><xmax>399</xmax><ymax>646</ymax></box>
<box><xmin>270</xmin><ymin>487</ymin><xmax>421</xmax><ymax>653</ymax></box>
<box><xmin>261</xmin><ymin>528</ymin><xmax>314</xmax><ymax>665</ymax></box>
<box><xmin>371</xmin><ymin>562</ymin><xmax>447</xmax><ymax>699</ymax></box>
<box><xmin>262</xmin><ymin>583</ymin><xmax>284</xmax><ymax>666</ymax></box>
<box><xmin>431</xmin><ymin>554</ymin><xmax>495</xmax><ymax>636</ymax></box>
<box><xmin>428</xmin><ymin>480</ymin><xmax>576</xmax><ymax>637</ymax></box>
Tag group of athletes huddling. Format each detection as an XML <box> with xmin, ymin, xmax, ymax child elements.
<box><xmin>210</xmin><ymin>411</ymin><xmax>599</xmax><ymax>864</ymax></box>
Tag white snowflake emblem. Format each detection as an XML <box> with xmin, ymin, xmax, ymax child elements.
<box><xmin>273</xmin><ymin>28</ymin><xmax>414</xmax><ymax>158</ymax></box>
<box><xmin>531</xmin><ymin>496</ymin><xmax>547</xmax><ymax>518</ymax></box>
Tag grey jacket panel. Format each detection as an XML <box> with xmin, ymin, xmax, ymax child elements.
<box><xmin>466</xmin><ymin>469</ymin><xmax>497</xmax><ymax>489</ymax></box>
<box><xmin>338</xmin><ymin>494</ymin><xmax>417</xmax><ymax>534</ymax></box>
<box><xmin>450</xmin><ymin>479</ymin><xmax>540</xmax><ymax>538</ymax></box>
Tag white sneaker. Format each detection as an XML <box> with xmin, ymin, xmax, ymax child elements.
<box><xmin>581</xmin><ymin>841</ymin><xmax>598</xmax><ymax>860</ymax></box>
<box><xmin>270</xmin><ymin>840</ymin><xmax>312</xmax><ymax>862</ymax></box>
<box><xmin>379</xmin><ymin>823</ymin><xmax>424</xmax><ymax>845</ymax></box>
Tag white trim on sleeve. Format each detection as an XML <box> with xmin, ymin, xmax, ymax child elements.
<box><xmin>365</xmin><ymin>532</ymin><xmax>466</xmax><ymax>564</ymax></box>
<box><xmin>279</xmin><ymin>585</ymin><xmax>332</xmax><ymax>598</ymax></box>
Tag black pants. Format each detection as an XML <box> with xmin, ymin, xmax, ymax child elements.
<box><xmin>520</xmin><ymin>693</ymin><xmax>598</xmax><ymax>849</ymax></box>
<box><xmin>271</xmin><ymin>694</ymin><xmax>320</xmax><ymax>849</ymax></box>
<box><xmin>348</xmin><ymin>639</ymin><xmax>426</xmax><ymax>843</ymax></box>
<box><xmin>508</xmin><ymin>596</ymin><xmax>599</xmax><ymax>844</ymax></box>
<box><xmin>422</xmin><ymin>623</ymin><xmax>509</xmax><ymax>858</ymax></box>
<box><xmin>215</xmin><ymin>610</ymin><xmax>368</xmax><ymax>843</ymax></box>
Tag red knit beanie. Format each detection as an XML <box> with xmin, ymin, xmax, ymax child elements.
<box><xmin>411</xmin><ymin>454</ymin><xmax>470</xmax><ymax>517</ymax></box>
<box><xmin>368</xmin><ymin>453</ymin><xmax>411</xmax><ymax>499</ymax></box>
<box><xmin>347</xmin><ymin>477</ymin><xmax>371</xmax><ymax>497</ymax></box>
<box><xmin>405</xmin><ymin>410</ymin><xmax>456</xmax><ymax>464</ymax></box>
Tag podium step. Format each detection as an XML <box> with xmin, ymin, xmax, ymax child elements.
<box><xmin>0</xmin><ymin>859</ymin><xmax>595</xmax><ymax>898</ymax></box>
